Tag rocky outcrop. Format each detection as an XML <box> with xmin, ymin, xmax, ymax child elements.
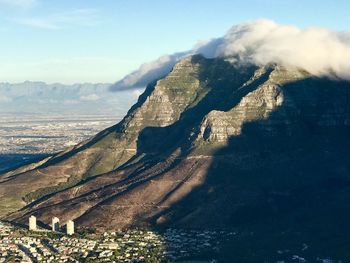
<box><xmin>197</xmin><ymin>84</ymin><xmax>284</xmax><ymax>143</ymax></box>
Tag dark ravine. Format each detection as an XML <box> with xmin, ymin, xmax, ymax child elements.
<box><xmin>1</xmin><ymin>54</ymin><xmax>350</xmax><ymax>259</ymax></box>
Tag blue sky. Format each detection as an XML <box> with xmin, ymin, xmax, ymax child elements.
<box><xmin>0</xmin><ymin>0</ymin><xmax>349</xmax><ymax>84</ymax></box>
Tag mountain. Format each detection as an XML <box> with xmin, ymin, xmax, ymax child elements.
<box><xmin>0</xmin><ymin>81</ymin><xmax>136</xmax><ymax>116</ymax></box>
<box><xmin>1</xmin><ymin>55</ymin><xmax>350</xmax><ymax>260</ymax></box>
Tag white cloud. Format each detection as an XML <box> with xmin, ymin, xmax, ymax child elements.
<box><xmin>214</xmin><ymin>20</ymin><xmax>350</xmax><ymax>80</ymax></box>
<box><xmin>0</xmin><ymin>0</ymin><xmax>36</xmax><ymax>8</ymax></box>
<box><xmin>111</xmin><ymin>52</ymin><xmax>189</xmax><ymax>91</ymax></box>
<box><xmin>111</xmin><ymin>19</ymin><xmax>350</xmax><ymax>91</ymax></box>
<box><xmin>16</xmin><ymin>8</ymin><xmax>100</xmax><ymax>30</ymax></box>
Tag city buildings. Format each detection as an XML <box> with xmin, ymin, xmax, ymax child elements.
<box><xmin>66</xmin><ymin>220</ymin><xmax>74</xmax><ymax>235</ymax></box>
<box><xmin>52</xmin><ymin>217</ymin><xmax>60</xmax><ymax>232</ymax></box>
<box><xmin>29</xmin><ymin>216</ymin><xmax>37</xmax><ymax>231</ymax></box>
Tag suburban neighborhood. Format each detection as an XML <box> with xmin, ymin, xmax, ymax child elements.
<box><xmin>0</xmin><ymin>219</ymin><xmax>232</xmax><ymax>262</ymax></box>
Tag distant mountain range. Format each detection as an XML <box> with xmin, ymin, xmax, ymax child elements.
<box><xmin>0</xmin><ymin>81</ymin><xmax>137</xmax><ymax>116</ymax></box>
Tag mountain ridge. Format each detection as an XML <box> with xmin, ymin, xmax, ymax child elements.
<box><xmin>1</xmin><ymin>55</ymin><xmax>350</xmax><ymax>244</ymax></box>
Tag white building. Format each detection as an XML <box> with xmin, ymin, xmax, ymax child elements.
<box><xmin>66</xmin><ymin>220</ymin><xmax>74</xmax><ymax>235</ymax></box>
<box><xmin>52</xmin><ymin>217</ymin><xmax>60</xmax><ymax>232</ymax></box>
<box><xmin>29</xmin><ymin>216</ymin><xmax>37</xmax><ymax>231</ymax></box>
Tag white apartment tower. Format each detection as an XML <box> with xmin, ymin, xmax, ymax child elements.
<box><xmin>66</xmin><ymin>220</ymin><xmax>74</xmax><ymax>235</ymax></box>
<box><xmin>29</xmin><ymin>215</ymin><xmax>37</xmax><ymax>231</ymax></box>
<box><xmin>52</xmin><ymin>217</ymin><xmax>60</xmax><ymax>232</ymax></box>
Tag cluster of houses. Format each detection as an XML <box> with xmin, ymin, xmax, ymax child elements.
<box><xmin>29</xmin><ymin>216</ymin><xmax>74</xmax><ymax>235</ymax></box>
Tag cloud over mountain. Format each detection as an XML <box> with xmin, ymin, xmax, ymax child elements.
<box><xmin>110</xmin><ymin>52</ymin><xmax>188</xmax><ymax>91</ymax></box>
<box><xmin>111</xmin><ymin>20</ymin><xmax>350</xmax><ymax>91</ymax></box>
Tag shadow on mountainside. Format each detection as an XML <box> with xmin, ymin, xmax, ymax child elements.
<box><xmin>1</xmin><ymin>56</ymin><xmax>260</xmax><ymax>215</ymax></box>
<box><xmin>39</xmin><ymin>53</ymin><xmax>253</xmax><ymax>173</ymax></box>
<box><xmin>5</xmin><ymin>57</ymin><xmax>261</xmax><ymax>219</ymax></box>
<box><xmin>148</xmin><ymin>77</ymin><xmax>350</xmax><ymax>262</ymax></box>
<box><xmin>135</xmin><ymin>56</ymin><xmax>262</xmax><ymax>157</ymax></box>
<box><xmin>7</xmin><ymin>57</ymin><xmax>268</xmax><ymax>221</ymax></box>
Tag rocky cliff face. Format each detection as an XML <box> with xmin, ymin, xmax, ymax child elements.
<box><xmin>2</xmin><ymin>55</ymin><xmax>350</xmax><ymax>245</ymax></box>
